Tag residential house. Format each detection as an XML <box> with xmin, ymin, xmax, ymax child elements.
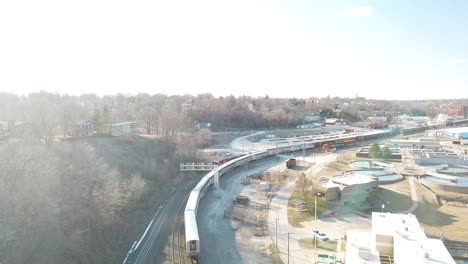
<box><xmin>67</xmin><ymin>120</ymin><xmax>94</xmax><ymax>137</ymax></box>
<box><xmin>106</xmin><ymin>121</ymin><xmax>138</xmax><ymax>136</ymax></box>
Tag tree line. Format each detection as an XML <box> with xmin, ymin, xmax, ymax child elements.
<box><xmin>2</xmin><ymin>92</ymin><xmax>464</xmax><ymax>144</ymax></box>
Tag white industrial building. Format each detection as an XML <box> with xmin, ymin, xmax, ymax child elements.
<box><xmin>346</xmin><ymin>212</ymin><xmax>455</xmax><ymax>264</ymax></box>
<box><xmin>425</xmin><ymin>126</ymin><xmax>468</xmax><ymax>139</ymax></box>
<box><xmin>390</xmin><ymin>138</ymin><xmax>441</xmax><ymax>150</ymax></box>
<box><xmin>106</xmin><ymin>121</ymin><xmax>138</xmax><ymax>136</ymax></box>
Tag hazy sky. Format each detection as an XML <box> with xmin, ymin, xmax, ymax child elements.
<box><xmin>0</xmin><ymin>0</ymin><xmax>467</xmax><ymax>100</ymax></box>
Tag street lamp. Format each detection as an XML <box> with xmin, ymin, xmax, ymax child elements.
<box><xmin>315</xmin><ymin>195</ymin><xmax>317</xmax><ymax>221</ymax></box>
<box><xmin>276</xmin><ymin>218</ymin><xmax>279</xmax><ymax>249</ymax></box>
<box><xmin>287</xmin><ymin>232</ymin><xmax>292</xmax><ymax>264</ymax></box>
<box><xmin>314</xmin><ymin>195</ymin><xmax>318</xmax><ymax>251</ymax></box>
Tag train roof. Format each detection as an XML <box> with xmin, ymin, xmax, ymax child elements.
<box><xmin>192</xmin><ymin>172</ymin><xmax>214</xmax><ymax>192</ymax></box>
<box><xmin>184</xmin><ymin>211</ymin><xmax>199</xmax><ymax>241</ymax></box>
<box><xmin>217</xmin><ymin>154</ymin><xmax>250</xmax><ymax>170</ymax></box>
<box><xmin>185</xmin><ymin>191</ymin><xmax>199</xmax><ymax>212</ymax></box>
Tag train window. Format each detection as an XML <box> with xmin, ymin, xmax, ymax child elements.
<box><xmin>190</xmin><ymin>241</ymin><xmax>196</xmax><ymax>250</ymax></box>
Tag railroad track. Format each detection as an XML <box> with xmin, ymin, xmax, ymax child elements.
<box><xmin>171</xmin><ymin>187</ymin><xmax>200</xmax><ymax>264</ymax></box>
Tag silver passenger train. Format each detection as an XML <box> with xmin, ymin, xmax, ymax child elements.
<box><xmin>184</xmin><ymin>143</ymin><xmax>315</xmax><ymax>257</ymax></box>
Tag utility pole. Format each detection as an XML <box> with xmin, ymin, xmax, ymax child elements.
<box><xmin>276</xmin><ymin>218</ymin><xmax>279</xmax><ymax>249</ymax></box>
<box><xmin>287</xmin><ymin>232</ymin><xmax>290</xmax><ymax>264</ymax></box>
<box><xmin>303</xmin><ymin>138</ymin><xmax>305</xmax><ymax>161</ymax></box>
<box><xmin>214</xmin><ymin>165</ymin><xmax>220</xmax><ymax>188</ymax></box>
<box><xmin>314</xmin><ymin>195</ymin><xmax>317</xmax><ymax>251</ymax></box>
<box><xmin>315</xmin><ymin>195</ymin><xmax>317</xmax><ymax>221</ymax></box>
<box><xmin>276</xmin><ymin>140</ymin><xmax>278</xmax><ymax>157</ymax></box>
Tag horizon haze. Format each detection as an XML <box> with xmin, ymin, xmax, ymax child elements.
<box><xmin>1</xmin><ymin>0</ymin><xmax>467</xmax><ymax>100</ymax></box>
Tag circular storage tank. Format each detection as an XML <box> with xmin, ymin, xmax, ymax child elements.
<box><xmin>420</xmin><ymin>176</ymin><xmax>468</xmax><ymax>194</ymax></box>
<box><xmin>435</xmin><ymin>167</ymin><xmax>468</xmax><ymax>176</ymax></box>
<box><xmin>343</xmin><ymin>170</ymin><xmax>403</xmax><ymax>184</ymax></box>
<box><xmin>350</xmin><ymin>160</ymin><xmax>396</xmax><ymax>169</ymax></box>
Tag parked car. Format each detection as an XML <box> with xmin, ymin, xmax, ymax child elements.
<box><xmin>313</xmin><ymin>230</ymin><xmax>328</xmax><ymax>241</ymax></box>
<box><xmin>319</xmin><ymin>176</ymin><xmax>328</xmax><ymax>181</ymax></box>
<box><xmin>233</xmin><ymin>195</ymin><xmax>250</xmax><ymax>205</ymax></box>
<box><xmin>326</xmin><ymin>211</ymin><xmax>339</xmax><ymax>220</ymax></box>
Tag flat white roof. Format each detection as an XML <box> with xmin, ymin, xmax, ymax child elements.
<box><xmin>346</xmin><ymin>232</ymin><xmax>381</xmax><ymax>264</ymax></box>
<box><xmin>332</xmin><ymin>174</ymin><xmax>377</xmax><ymax>186</ymax></box>
<box><xmin>110</xmin><ymin>121</ymin><xmax>137</xmax><ymax>126</ymax></box>
<box><xmin>391</xmin><ymin>139</ymin><xmax>440</xmax><ymax>145</ymax></box>
<box><xmin>371</xmin><ymin>213</ymin><xmax>455</xmax><ymax>264</ymax></box>
<box><xmin>319</xmin><ymin>181</ymin><xmax>340</xmax><ymax>189</ymax></box>
<box><xmin>372</xmin><ymin>212</ymin><xmax>426</xmax><ymax>239</ymax></box>
<box><xmin>442</xmin><ymin>126</ymin><xmax>468</xmax><ymax>133</ymax></box>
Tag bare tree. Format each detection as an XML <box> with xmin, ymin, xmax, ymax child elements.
<box><xmin>139</xmin><ymin>106</ymin><xmax>158</xmax><ymax>134</ymax></box>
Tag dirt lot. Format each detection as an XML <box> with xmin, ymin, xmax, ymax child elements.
<box><xmin>413</xmin><ymin>181</ymin><xmax>468</xmax><ymax>241</ymax></box>
<box><xmin>230</xmin><ymin>158</ymin><xmax>306</xmax><ymax>264</ymax></box>
<box><xmin>231</xmin><ymin>179</ymin><xmax>277</xmax><ymax>264</ymax></box>
<box><xmin>371</xmin><ymin>178</ymin><xmax>413</xmax><ymax>212</ymax></box>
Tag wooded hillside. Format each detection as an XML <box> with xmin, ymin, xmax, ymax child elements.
<box><xmin>0</xmin><ymin>136</ymin><xmax>193</xmax><ymax>264</ymax></box>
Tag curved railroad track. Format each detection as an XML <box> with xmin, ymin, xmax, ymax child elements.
<box><xmin>171</xmin><ymin>192</ymin><xmax>190</xmax><ymax>264</ymax></box>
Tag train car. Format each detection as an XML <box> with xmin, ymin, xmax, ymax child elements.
<box><xmin>218</xmin><ymin>154</ymin><xmax>250</xmax><ymax>175</ymax></box>
<box><xmin>184</xmin><ymin>130</ymin><xmax>397</xmax><ymax>259</ymax></box>
<box><xmin>192</xmin><ymin>172</ymin><xmax>214</xmax><ymax>192</ymax></box>
<box><xmin>304</xmin><ymin>143</ymin><xmax>315</xmax><ymax>149</ymax></box>
<box><xmin>321</xmin><ymin>143</ymin><xmax>334</xmax><ymax>149</ymax></box>
<box><xmin>185</xmin><ymin>211</ymin><xmax>200</xmax><ymax>256</ymax></box>
<box><xmin>252</xmin><ymin>151</ymin><xmax>268</xmax><ymax>160</ymax></box>
<box><xmin>185</xmin><ymin>191</ymin><xmax>200</xmax><ymax>213</ymax></box>
<box><xmin>290</xmin><ymin>145</ymin><xmax>301</xmax><ymax>152</ymax></box>
<box><xmin>343</xmin><ymin>139</ymin><xmax>356</xmax><ymax>147</ymax></box>
<box><xmin>333</xmin><ymin>142</ymin><xmax>343</xmax><ymax>148</ymax></box>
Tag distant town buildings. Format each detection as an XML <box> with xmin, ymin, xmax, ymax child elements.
<box><xmin>447</xmin><ymin>105</ymin><xmax>468</xmax><ymax>117</ymax></box>
<box><xmin>67</xmin><ymin>120</ymin><xmax>94</xmax><ymax>137</ymax></box>
<box><xmin>304</xmin><ymin>113</ymin><xmax>322</xmax><ymax>122</ymax></box>
<box><xmin>425</xmin><ymin>126</ymin><xmax>468</xmax><ymax>140</ymax></box>
<box><xmin>436</xmin><ymin>114</ymin><xmax>455</xmax><ymax>124</ymax></box>
<box><xmin>0</xmin><ymin>120</ymin><xmax>24</xmax><ymax>134</ymax></box>
<box><xmin>325</xmin><ymin>118</ymin><xmax>347</xmax><ymax>126</ymax></box>
<box><xmin>297</xmin><ymin>123</ymin><xmax>322</xmax><ymax>129</ymax></box>
<box><xmin>390</xmin><ymin>138</ymin><xmax>441</xmax><ymax>150</ymax></box>
<box><xmin>196</xmin><ymin>122</ymin><xmax>212</xmax><ymax>130</ymax></box>
<box><xmin>182</xmin><ymin>99</ymin><xmax>195</xmax><ymax>113</ymax></box>
<box><xmin>368</xmin><ymin>116</ymin><xmax>388</xmax><ymax>122</ymax></box>
<box><xmin>105</xmin><ymin>121</ymin><xmax>138</xmax><ymax>136</ymax></box>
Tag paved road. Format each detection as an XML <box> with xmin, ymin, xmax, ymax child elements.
<box><xmin>127</xmin><ymin>177</ymin><xmax>201</xmax><ymax>264</ymax></box>
<box><xmin>230</xmin><ymin>132</ymin><xmax>265</xmax><ymax>153</ymax></box>
<box><xmin>268</xmin><ymin>153</ymin><xmax>338</xmax><ymax>264</ymax></box>
<box><xmin>400</xmin><ymin>177</ymin><xmax>419</xmax><ymax>214</ymax></box>
<box><xmin>197</xmin><ymin>156</ymin><xmax>288</xmax><ymax>264</ymax></box>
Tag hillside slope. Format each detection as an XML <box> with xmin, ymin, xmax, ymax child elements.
<box><xmin>0</xmin><ymin>136</ymin><xmax>196</xmax><ymax>264</ymax></box>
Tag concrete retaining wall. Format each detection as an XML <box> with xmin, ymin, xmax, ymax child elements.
<box><xmin>416</xmin><ymin>158</ymin><xmax>468</xmax><ymax>167</ymax></box>
<box><xmin>419</xmin><ymin>179</ymin><xmax>468</xmax><ymax>194</ymax></box>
